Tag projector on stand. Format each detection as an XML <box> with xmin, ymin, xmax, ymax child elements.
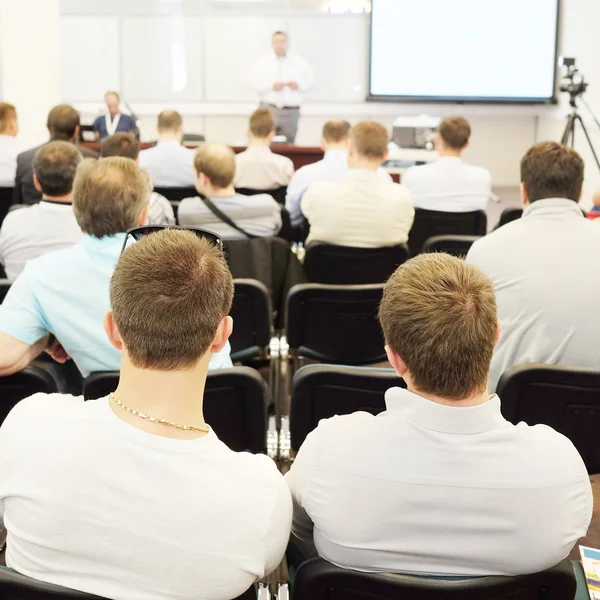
<box><xmin>391</xmin><ymin>114</ymin><xmax>440</xmax><ymax>150</ymax></box>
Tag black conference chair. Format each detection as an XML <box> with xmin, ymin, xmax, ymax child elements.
<box><xmin>83</xmin><ymin>367</ymin><xmax>268</xmax><ymax>453</ymax></box>
<box><xmin>422</xmin><ymin>235</ymin><xmax>482</xmax><ymax>258</ymax></box>
<box><xmin>497</xmin><ymin>363</ymin><xmax>600</xmax><ymax>474</ymax></box>
<box><xmin>289</xmin><ymin>365</ymin><xmax>402</xmax><ymax>452</ymax></box>
<box><xmin>236</xmin><ymin>186</ymin><xmax>287</xmax><ymax>205</ymax></box>
<box><xmin>292</xmin><ymin>557</ymin><xmax>576</xmax><ymax>600</ymax></box>
<box><xmin>153</xmin><ymin>186</ymin><xmax>197</xmax><ymax>202</ymax></box>
<box><xmin>495</xmin><ymin>207</ymin><xmax>523</xmax><ymax>229</ymax></box>
<box><xmin>0</xmin><ymin>187</ymin><xmax>13</xmax><ymax>227</ymax></box>
<box><xmin>0</xmin><ymin>365</ymin><xmax>58</xmax><ymax>426</ymax></box>
<box><xmin>408</xmin><ymin>208</ymin><xmax>487</xmax><ymax>255</ymax></box>
<box><xmin>304</xmin><ymin>243</ymin><xmax>410</xmax><ymax>285</ymax></box>
<box><xmin>0</xmin><ymin>279</ymin><xmax>11</xmax><ymax>303</ymax></box>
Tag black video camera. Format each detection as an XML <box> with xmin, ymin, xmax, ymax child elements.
<box><xmin>559</xmin><ymin>57</ymin><xmax>588</xmax><ymax>98</ymax></box>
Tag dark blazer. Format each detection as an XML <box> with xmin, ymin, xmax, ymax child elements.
<box><xmin>13</xmin><ymin>142</ymin><xmax>98</xmax><ymax>206</ymax></box>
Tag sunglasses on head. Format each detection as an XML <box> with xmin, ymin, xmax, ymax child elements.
<box><xmin>121</xmin><ymin>225</ymin><xmax>223</xmax><ymax>255</ymax></box>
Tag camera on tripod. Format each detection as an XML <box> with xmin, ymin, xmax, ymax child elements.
<box><xmin>559</xmin><ymin>57</ymin><xmax>588</xmax><ymax>101</ymax></box>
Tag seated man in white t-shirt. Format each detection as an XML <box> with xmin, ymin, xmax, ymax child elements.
<box><xmin>286</xmin><ymin>253</ymin><xmax>591</xmax><ymax>576</ymax></box>
<box><xmin>179</xmin><ymin>143</ymin><xmax>282</xmax><ymax>239</ymax></box>
<box><xmin>0</xmin><ymin>228</ymin><xmax>292</xmax><ymax>599</ymax></box>
<box><xmin>402</xmin><ymin>116</ymin><xmax>492</xmax><ymax>212</ymax></box>
<box><xmin>234</xmin><ymin>108</ymin><xmax>294</xmax><ymax>190</ymax></box>
<box><xmin>0</xmin><ymin>141</ymin><xmax>82</xmax><ymax>279</ymax></box>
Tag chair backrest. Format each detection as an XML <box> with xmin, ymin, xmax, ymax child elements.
<box><xmin>408</xmin><ymin>208</ymin><xmax>487</xmax><ymax>255</ymax></box>
<box><xmin>230</xmin><ymin>279</ymin><xmax>272</xmax><ymax>362</ymax></box>
<box><xmin>0</xmin><ymin>278</ymin><xmax>11</xmax><ymax>302</ymax></box>
<box><xmin>0</xmin><ymin>186</ymin><xmax>14</xmax><ymax>227</ymax></box>
<box><xmin>0</xmin><ymin>365</ymin><xmax>58</xmax><ymax>426</ymax></box>
<box><xmin>304</xmin><ymin>243</ymin><xmax>410</xmax><ymax>285</ymax></box>
<box><xmin>496</xmin><ymin>207</ymin><xmax>523</xmax><ymax>228</ymax></box>
<box><xmin>290</xmin><ymin>365</ymin><xmax>402</xmax><ymax>451</ymax></box>
<box><xmin>497</xmin><ymin>363</ymin><xmax>600</xmax><ymax>473</ymax></box>
<box><xmin>286</xmin><ymin>284</ymin><xmax>386</xmax><ymax>365</ymax></box>
<box><xmin>236</xmin><ymin>186</ymin><xmax>287</xmax><ymax>205</ymax></box>
<box><xmin>153</xmin><ymin>186</ymin><xmax>197</xmax><ymax>202</ymax></box>
<box><xmin>292</xmin><ymin>558</ymin><xmax>576</xmax><ymax>600</ymax></box>
<box><xmin>83</xmin><ymin>367</ymin><xmax>268</xmax><ymax>453</ymax></box>
<box><xmin>422</xmin><ymin>235</ymin><xmax>482</xmax><ymax>258</ymax></box>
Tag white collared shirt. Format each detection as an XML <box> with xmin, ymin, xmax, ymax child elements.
<box><xmin>286</xmin><ymin>386</ymin><xmax>592</xmax><ymax>576</ymax></box>
<box><xmin>301</xmin><ymin>169</ymin><xmax>414</xmax><ymax>247</ymax></box>
<box><xmin>0</xmin><ymin>135</ymin><xmax>23</xmax><ymax>187</ymax></box>
<box><xmin>467</xmin><ymin>198</ymin><xmax>600</xmax><ymax>392</ymax></box>
<box><xmin>0</xmin><ymin>201</ymin><xmax>82</xmax><ymax>279</ymax></box>
<box><xmin>402</xmin><ymin>156</ymin><xmax>492</xmax><ymax>212</ymax></box>
<box><xmin>139</xmin><ymin>139</ymin><xmax>196</xmax><ymax>188</ymax></box>
<box><xmin>286</xmin><ymin>149</ymin><xmax>392</xmax><ymax>225</ymax></box>
<box><xmin>234</xmin><ymin>146</ymin><xmax>294</xmax><ymax>190</ymax></box>
<box><xmin>248</xmin><ymin>52</ymin><xmax>314</xmax><ymax>107</ymax></box>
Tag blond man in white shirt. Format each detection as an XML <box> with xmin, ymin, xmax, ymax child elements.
<box><xmin>402</xmin><ymin>116</ymin><xmax>492</xmax><ymax>212</ymax></box>
<box><xmin>301</xmin><ymin>120</ymin><xmax>414</xmax><ymax>248</ymax></box>
<box><xmin>235</xmin><ymin>109</ymin><xmax>294</xmax><ymax>191</ymax></box>
<box><xmin>0</xmin><ymin>103</ymin><xmax>22</xmax><ymax>187</ymax></box>
<box><xmin>248</xmin><ymin>31</ymin><xmax>314</xmax><ymax>143</ymax></box>
<box><xmin>286</xmin><ymin>252</ymin><xmax>591</xmax><ymax>577</ymax></box>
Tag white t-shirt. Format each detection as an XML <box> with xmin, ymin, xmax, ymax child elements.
<box><xmin>139</xmin><ymin>139</ymin><xmax>196</xmax><ymax>188</ymax></box>
<box><xmin>402</xmin><ymin>156</ymin><xmax>491</xmax><ymax>212</ymax></box>
<box><xmin>0</xmin><ymin>135</ymin><xmax>23</xmax><ymax>187</ymax></box>
<box><xmin>0</xmin><ymin>394</ymin><xmax>292</xmax><ymax>600</ymax></box>
<box><xmin>234</xmin><ymin>146</ymin><xmax>294</xmax><ymax>190</ymax></box>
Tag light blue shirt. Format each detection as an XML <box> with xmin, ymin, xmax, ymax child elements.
<box><xmin>0</xmin><ymin>234</ymin><xmax>232</xmax><ymax>377</ymax></box>
<box><xmin>285</xmin><ymin>149</ymin><xmax>393</xmax><ymax>226</ymax></box>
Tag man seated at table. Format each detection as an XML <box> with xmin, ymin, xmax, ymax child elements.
<box><xmin>139</xmin><ymin>109</ymin><xmax>195</xmax><ymax>188</ymax></box>
<box><xmin>402</xmin><ymin>116</ymin><xmax>492</xmax><ymax>212</ymax></box>
<box><xmin>0</xmin><ymin>228</ymin><xmax>291</xmax><ymax>599</ymax></box>
<box><xmin>179</xmin><ymin>143</ymin><xmax>282</xmax><ymax>239</ymax></box>
<box><xmin>0</xmin><ymin>102</ymin><xmax>23</xmax><ymax>187</ymax></box>
<box><xmin>285</xmin><ymin>120</ymin><xmax>392</xmax><ymax>227</ymax></box>
<box><xmin>0</xmin><ymin>141</ymin><xmax>83</xmax><ymax>279</ymax></box>
<box><xmin>286</xmin><ymin>252</ymin><xmax>591</xmax><ymax>575</ymax></box>
<box><xmin>301</xmin><ymin>120</ymin><xmax>413</xmax><ymax>247</ymax></box>
<box><xmin>0</xmin><ymin>157</ymin><xmax>232</xmax><ymax>377</ymax></box>
<box><xmin>92</xmin><ymin>91</ymin><xmax>138</xmax><ymax>140</ymax></box>
<box><xmin>234</xmin><ymin>108</ymin><xmax>294</xmax><ymax>191</ymax></box>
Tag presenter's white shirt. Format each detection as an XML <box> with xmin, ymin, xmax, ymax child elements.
<box><xmin>234</xmin><ymin>146</ymin><xmax>294</xmax><ymax>190</ymax></box>
<box><xmin>467</xmin><ymin>198</ymin><xmax>600</xmax><ymax>392</ymax></box>
<box><xmin>0</xmin><ymin>393</ymin><xmax>292</xmax><ymax>600</ymax></box>
<box><xmin>402</xmin><ymin>156</ymin><xmax>492</xmax><ymax>212</ymax></box>
<box><xmin>0</xmin><ymin>135</ymin><xmax>23</xmax><ymax>187</ymax></box>
<box><xmin>286</xmin><ymin>386</ymin><xmax>592</xmax><ymax>576</ymax></box>
<box><xmin>0</xmin><ymin>201</ymin><xmax>82</xmax><ymax>279</ymax></box>
<box><xmin>248</xmin><ymin>52</ymin><xmax>314</xmax><ymax>107</ymax></box>
<box><xmin>139</xmin><ymin>139</ymin><xmax>196</xmax><ymax>187</ymax></box>
<box><xmin>301</xmin><ymin>170</ymin><xmax>414</xmax><ymax>247</ymax></box>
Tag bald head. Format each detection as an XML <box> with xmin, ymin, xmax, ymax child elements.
<box><xmin>157</xmin><ymin>110</ymin><xmax>183</xmax><ymax>137</ymax></box>
<box><xmin>193</xmin><ymin>143</ymin><xmax>236</xmax><ymax>191</ymax></box>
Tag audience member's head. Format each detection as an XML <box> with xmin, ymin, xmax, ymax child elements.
<box><xmin>348</xmin><ymin>120</ymin><xmax>389</xmax><ymax>169</ymax></box>
<box><xmin>520</xmin><ymin>141</ymin><xmax>584</xmax><ymax>205</ymax></box>
<box><xmin>321</xmin><ymin>120</ymin><xmax>351</xmax><ymax>152</ymax></box>
<box><xmin>594</xmin><ymin>190</ymin><xmax>600</xmax><ymax>208</ymax></box>
<box><xmin>0</xmin><ymin>102</ymin><xmax>18</xmax><ymax>137</ymax></box>
<box><xmin>72</xmin><ymin>157</ymin><xmax>150</xmax><ymax>238</ymax></box>
<box><xmin>272</xmin><ymin>31</ymin><xmax>288</xmax><ymax>57</ymax></box>
<box><xmin>193</xmin><ymin>143</ymin><xmax>236</xmax><ymax>196</ymax></box>
<box><xmin>107</xmin><ymin>229</ymin><xmax>233</xmax><ymax>374</ymax></box>
<box><xmin>104</xmin><ymin>91</ymin><xmax>121</xmax><ymax>118</ymax></box>
<box><xmin>101</xmin><ymin>132</ymin><xmax>140</xmax><ymax>161</ymax></box>
<box><xmin>379</xmin><ymin>253</ymin><xmax>498</xmax><ymax>402</ymax></box>
<box><xmin>248</xmin><ymin>108</ymin><xmax>275</xmax><ymax>144</ymax></box>
<box><xmin>47</xmin><ymin>105</ymin><xmax>81</xmax><ymax>143</ymax></box>
<box><xmin>157</xmin><ymin>110</ymin><xmax>184</xmax><ymax>139</ymax></box>
<box><xmin>32</xmin><ymin>141</ymin><xmax>82</xmax><ymax>200</ymax></box>
<box><xmin>435</xmin><ymin>116</ymin><xmax>471</xmax><ymax>155</ymax></box>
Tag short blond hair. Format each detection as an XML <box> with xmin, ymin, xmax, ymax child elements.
<box><xmin>72</xmin><ymin>157</ymin><xmax>150</xmax><ymax>238</ymax></box>
<box><xmin>378</xmin><ymin>253</ymin><xmax>497</xmax><ymax>400</ymax></box>
<box><xmin>158</xmin><ymin>110</ymin><xmax>183</xmax><ymax>132</ymax></box>
<box><xmin>350</xmin><ymin>121</ymin><xmax>389</xmax><ymax>160</ymax></box>
<box><xmin>110</xmin><ymin>229</ymin><xmax>234</xmax><ymax>371</ymax></box>
<box><xmin>323</xmin><ymin>120</ymin><xmax>351</xmax><ymax>143</ymax></box>
<box><xmin>249</xmin><ymin>109</ymin><xmax>275</xmax><ymax>138</ymax></box>
<box><xmin>0</xmin><ymin>103</ymin><xmax>16</xmax><ymax>134</ymax></box>
<box><xmin>438</xmin><ymin>116</ymin><xmax>471</xmax><ymax>150</ymax></box>
<box><xmin>193</xmin><ymin>143</ymin><xmax>235</xmax><ymax>189</ymax></box>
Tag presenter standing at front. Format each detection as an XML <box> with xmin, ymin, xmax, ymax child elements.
<box><xmin>248</xmin><ymin>32</ymin><xmax>314</xmax><ymax>144</ymax></box>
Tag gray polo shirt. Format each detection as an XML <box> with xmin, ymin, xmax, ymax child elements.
<box><xmin>466</xmin><ymin>198</ymin><xmax>600</xmax><ymax>392</ymax></box>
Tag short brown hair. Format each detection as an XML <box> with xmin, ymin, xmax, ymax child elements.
<box><xmin>105</xmin><ymin>91</ymin><xmax>120</xmax><ymax>101</ymax></box>
<box><xmin>350</xmin><ymin>121</ymin><xmax>389</xmax><ymax>160</ymax></box>
<box><xmin>72</xmin><ymin>157</ymin><xmax>150</xmax><ymax>238</ymax></box>
<box><xmin>158</xmin><ymin>110</ymin><xmax>183</xmax><ymax>132</ymax></box>
<box><xmin>194</xmin><ymin>143</ymin><xmax>235</xmax><ymax>189</ymax></box>
<box><xmin>110</xmin><ymin>229</ymin><xmax>234</xmax><ymax>371</ymax></box>
<box><xmin>438</xmin><ymin>117</ymin><xmax>471</xmax><ymax>150</ymax></box>
<box><xmin>0</xmin><ymin>103</ymin><xmax>16</xmax><ymax>134</ymax></box>
<box><xmin>101</xmin><ymin>132</ymin><xmax>140</xmax><ymax>160</ymax></box>
<box><xmin>521</xmin><ymin>141</ymin><xmax>584</xmax><ymax>203</ymax></box>
<box><xmin>47</xmin><ymin>105</ymin><xmax>80</xmax><ymax>142</ymax></box>
<box><xmin>378</xmin><ymin>253</ymin><xmax>497</xmax><ymax>400</ymax></box>
<box><xmin>323</xmin><ymin>120</ymin><xmax>351</xmax><ymax>143</ymax></box>
<box><xmin>249</xmin><ymin>109</ymin><xmax>275</xmax><ymax>138</ymax></box>
<box><xmin>33</xmin><ymin>141</ymin><xmax>82</xmax><ymax>196</ymax></box>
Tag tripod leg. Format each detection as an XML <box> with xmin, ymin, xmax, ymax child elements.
<box><xmin>575</xmin><ymin>115</ymin><xmax>600</xmax><ymax>172</ymax></box>
<box><xmin>561</xmin><ymin>114</ymin><xmax>575</xmax><ymax>145</ymax></box>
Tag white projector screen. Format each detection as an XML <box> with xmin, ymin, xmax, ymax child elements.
<box><xmin>369</xmin><ymin>0</ymin><xmax>560</xmax><ymax>103</ymax></box>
